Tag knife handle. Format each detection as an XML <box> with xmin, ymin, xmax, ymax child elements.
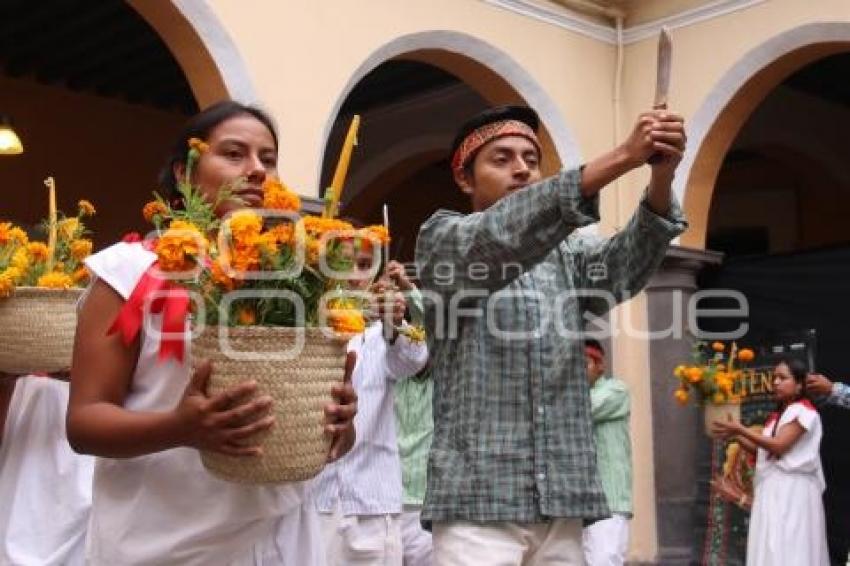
<box><xmin>646</xmin><ymin>103</ymin><xmax>668</xmax><ymax>165</ymax></box>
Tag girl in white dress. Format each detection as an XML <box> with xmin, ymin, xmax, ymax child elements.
<box><xmin>713</xmin><ymin>358</ymin><xmax>829</xmax><ymax>566</ymax></box>
<box><xmin>66</xmin><ymin>101</ymin><xmax>358</xmax><ymax>566</ymax></box>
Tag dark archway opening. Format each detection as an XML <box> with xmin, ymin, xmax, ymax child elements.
<box><xmin>701</xmin><ymin>52</ymin><xmax>850</xmax><ymax>563</ymax></box>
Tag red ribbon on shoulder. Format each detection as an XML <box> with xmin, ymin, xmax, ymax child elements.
<box><xmin>108</xmin><ymin>262</ymin><xmax>190</xmax><ymax>363</ymax></box>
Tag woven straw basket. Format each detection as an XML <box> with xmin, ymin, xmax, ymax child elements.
<box><xmin>0</xmin><ymin>286</ymin><xmax>83</xmax><ymax>374</ymax></box>
<box><xmin>193</xmin><ymin>326</ymin><xmax>348</xmax><ymax>484</ymax></box>
<box><xmin>704</xmin><ymin>402</ymin><xmax>741</xmax><ymax>439</ymax></box>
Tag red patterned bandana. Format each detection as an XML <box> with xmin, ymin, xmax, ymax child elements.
<box><xmin>585</xmin><ymin>345</ymin><xmax>603</xmax><ymax>363</ymax></box>
<box><xmin>451</xmin><ymin>119</ymin><xmax>541</xmax><ymax>171</ymax></box>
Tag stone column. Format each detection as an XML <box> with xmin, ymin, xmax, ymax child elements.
<box><xmin>644</xmin><ymin>245</ymin><xmax>722</xmax><ymax>565</ymax></box>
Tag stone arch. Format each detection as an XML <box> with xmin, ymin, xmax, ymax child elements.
<box><xmin>319</xmin><ymin>30</ymin><xmax>582</xmax><ymax>185</ymax></box>
<box><xmin>128</xmin><ymin>0</ymin><xmax>260</xmax><ymax>107</ymax></box>
<box><xmin>675</xmin><ymin>22</ymin><xmax>850</xmax><ymax>248</ymax></box>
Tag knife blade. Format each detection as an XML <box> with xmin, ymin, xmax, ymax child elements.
<box><xmin>654</xmin><ymin>26</ymin><xmax>672</xmax><ymax>109</ymax></box>
<box><xmin>648</xmin><ymin>27</ymin><xmax>672</xmax><ymax>164</ymax></box>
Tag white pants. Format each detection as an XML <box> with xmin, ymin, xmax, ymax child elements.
<box><xmin>433</xmin><ymin>519</ymin><xmax>584</xmax><ymax>566</ymax></box>
<box><xmin>582</xmin><ymin>514</ymin><xmax>630</xmax><ymax>566</ymax></box>
<box><xmin>319</xmin><ymin>506</ymin><xmax>403</xmax><ymax>566</ymax></box>
<box><xmin>400</xmin><ymin>506</ymin><xmax>433</xmax><ymax>566</ymax></box>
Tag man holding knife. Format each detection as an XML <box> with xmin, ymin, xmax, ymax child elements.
<box><xmin>414</xmin><ymin>29</ymin><xmax>685</xmax><ymax>563</ymax></box>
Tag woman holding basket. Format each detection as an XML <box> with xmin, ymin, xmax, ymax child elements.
<box><xmin>67</xmin><ymin>101</ymin><xmax>358</xmax><ymax>566</ymax></box>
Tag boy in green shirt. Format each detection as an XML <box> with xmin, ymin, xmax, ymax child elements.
<box><xmin>583</xmin><ymin>339</ymin><xmax>633</xmax><ymax>566</ymax></box>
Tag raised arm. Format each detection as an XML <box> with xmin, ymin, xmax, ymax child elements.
<box><xmin>416</xmin><ymin>168</ymin><xmax>599</xmax><ymax>295</ymax></box>
<box><xmin>571</xmin><ymin>111</ymin><xmax>687</xmax><ymax>311</ymax></box>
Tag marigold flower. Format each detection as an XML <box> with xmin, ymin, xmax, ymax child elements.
<box><xmin>237</xmin><ymin>307</ymin><xmax>257</xmax><ymax>326</ymax></box>
<box><xmin>188</xmin><ymin>137</ymin><xmax>210</xmax><ymax>154</ymax></box>
<box><xmin>78</xmin><ymin>200</ymin><xmax>96</xmax><ymax>216</ymax></box>
<box><xmin>8</xmin><ymin>226</ymin><xmax>28</xmax><ymax>246</ymax></box>
<box><xmin>712</xmin><ymin>392</ymin><xmax>726</xmax><ymax>404</ymax></box>
<box><xmin>361</xmin><ymin>225</ymin><xmax>390</xmax><ymax>245</ymax></box>
<box><xmin>143</xmin><ymin>201</ymin><xmax>169</xmax><ymax>223</ymax></box>
<box><xmin>399</xmin><ymin>325</ymin><xmax>426</xmax><ymax>343</ymax></box>
<box><xmin>210</xmin><ymin>259</ymin><xmax>236</xmax><ymax>291</ymax></box>
<box><xmin>737</xmin><ymin>348</ymin><xmax>755</xmax><ymax>362</ymax></box>
<box><xmin>0</xmin><ymin>223</ymin><xmax>26</xmax><ymax>245</ymax></box>
<box><xmin>267</xmin><ymin>223</ymin><xmax>295</xmax><ymax>246</ymax></box>
<box><xmin>27</xmin><ymin>242</ymin><xmax>49</xmax><ymax>262</ymax></box>
<box><xmin>37</xmin><ymin>271</ymin><xmax>74</xmax><ymax>289</ymax></box>
<box><xmin>72</xmin><ymin>266</ymin><xmax>90</xmax><ymax>284</ymax></box>
<box><xmin>226</xmin><ymin>210</ymin><xmax>263</xmax><ymax>243</ymax></box>
<box><xmin>3</xmin><ymin>267</ymin><xmax>21</xmax><ymax>281</ymax></box>
<box><xmin>0</xmin><ymin>222</ymin><xmax>11</xmax><ymax>245</ymax></box>
<box><xmin>58</xmin><ymin>218</ymin><xmax>80</xmax><ymax>241</ymax></box>
<box><xmin>301</xmin><ymin>216</ymin><xmax>353</xmax><ymax>238</ymax></box>
<box><xmin>685</xmin><ymin>367</ymin><xmax>703</xmax><ymax>384</ymax></box>
<box><xmin>11</xmin><ymin>248</ymin><xmax>30</xmax><ymax>272</ymax></box>
<box><xmin>712</xmin><ymin>341</ymin><xmax>725</xmax><ymax>352</ymax></box>
<box><xmin>228</xmin><ymin>242</ymin><xmax>261</xmax><ymax>274</ymax></box>
<box><xmin>717</xmin><ymin>375</ymin><xmax>734</xmax><ymax>394</ymax></box>
<box><xmin>70</xmin><ymin>239</ymin><xmax>93</xmax><ymax>261</ymax></box>
<box><xmin>0</xmin><ymin>270</ymin><xmax>15</xmax><ymax>297</ymax></box>
<box><xmin>673</xmin><ymin>364</ymin><xmax>687</xmax><ymax>379</ymax></box>
<box><xmin>155</xmin><ymin>220</ymin><xmax>207</xmax><ymax>272</ymax></box>
<box><xmin>328</xmin><ymin>309</ymin><xmax>366</xmax><ymax>334</ymax></box>
<box><xmin>674</xmin><ymin>388</ymin><xmax>689</xmax><ymax>406</ymax></box>
<box><xmin>262</xmin><ymin>178</ymin><xmax>302</xmax><ymax>212</ymax></box>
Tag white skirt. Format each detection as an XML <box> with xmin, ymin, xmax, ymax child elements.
<box><xmin>746</xmin><ymin>469</ymin><xmax>829</xmax><ymax>566</ymax></box>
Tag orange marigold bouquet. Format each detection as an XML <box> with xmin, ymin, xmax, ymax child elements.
<box><xmin>672</xmin><ymin>340</ymin><xmax>756</xmax><ymax>407</ymax></box>
<box><xmin>0</xmin><ymin>182</ymin><xmax>96</xmax><ymax>374</ymax></box>
<box><xmin>0</xmin><ymin>197</ymin><xmax>95</xmax><ymax>298</ymax></box>
<box><xmin>142</xmin><ymin>139</ymin><xmax>392</xmax><ymax>337</ymax></box>
<box><xmin>134</xmin><ymin>135</ymin><xmax>395</xmax><ymax>484</ymax></box>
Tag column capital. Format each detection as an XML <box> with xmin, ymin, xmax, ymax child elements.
<box><xmin>647</xmin><ymin>245</ymin><xmax>723</xmax><ymax>292</ymax></box>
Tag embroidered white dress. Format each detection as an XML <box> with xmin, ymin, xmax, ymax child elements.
<box><xmin>746</xmin><ymin>400</ymin><xmax>829</xmax><ymax>566</ymax></box>
<box><xmin>83</xmin><ymin>242</ymin><xmax>324</xmax><ymax>566</ymax></box>
<box><xmin>0</xmin><ymin>376</ymin><xmax>94</xmax><ymax>566</ymax></box>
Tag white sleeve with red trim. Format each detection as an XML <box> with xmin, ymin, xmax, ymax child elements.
<box><xmin>775</xmin><ymin>400</ymin><xmax>824</xmax><ymax>483</ymax></box>
<box><xmin>83</xmin><ymin>242</ymin><xmax>157</xmax><ymax>300</ymax></box>
<box><xmin>779</xmin><ymin>401</ymin><xmax>817</xmax><ymax>430</ymax></box>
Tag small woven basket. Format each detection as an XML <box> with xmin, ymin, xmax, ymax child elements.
<box><xmin>704</xmin><ymin>402</ymin><xmax>741</xmax><ymax>439</ymax></box>
<box><xmin>193</xmin><ymin>325</ymin><xmax>348</xmax><ymax>484</ymax></box>
<box><xmin>0</xmin><ymin>286</ymin><xmax>83</xmax><ymax>374</ymax></box>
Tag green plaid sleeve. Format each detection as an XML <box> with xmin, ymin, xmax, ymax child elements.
<box><xmin>415</xmin><ymin>168</ymin><xmax>599</xmax><ymax>294</ymax></box>
<box><xmin>564</xmin><ymin>192</ymin><xmax>687</xmax><ymax>314</ymax></box>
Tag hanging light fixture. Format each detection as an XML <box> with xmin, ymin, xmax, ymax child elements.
<box><xmin>0</xmin><ymin>115</ymin><xmax>24</xmax><ymax>155</ymax></box>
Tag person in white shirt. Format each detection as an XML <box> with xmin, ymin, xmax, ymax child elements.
<box><xmin>713</xmin><ymin>358</ymin><xmax>829</xmax><ymax>566</ymax></box>
<box><xmin>66</xmin><ymin>101</ymin><xmax>358</xmax><ymax>566</ymax></box>
<box><xmin>0</xmin><ymin>374</ymin><xmax>94</xmax><ymax>566</ymax></box>
<box><xmin>315</xmin><ymin>237</ymin><xmax>429</xmax><ymax>566</ymax></box>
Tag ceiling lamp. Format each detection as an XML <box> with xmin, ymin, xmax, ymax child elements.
<box><xmin>0</xmin><ymin>115</ymin><xmax>24</xmax><ymax>155</ymax></box>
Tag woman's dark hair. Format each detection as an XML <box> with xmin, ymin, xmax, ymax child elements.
<box><xmin>158</xmin><ymin>100</ymin><xmax>279</xmax><ymax>200</ymax></box>
<box><xmin>771</xmin><ymin>357</ymin><xmax>809</xmax><ymax>436</ymax></box>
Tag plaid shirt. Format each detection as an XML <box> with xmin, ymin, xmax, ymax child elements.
<box><xmin>414</xmin><ymin>168</ymin><xmax>686</xmax><ymax>523</ymax></box>
<box><xmin>828</xmin><ymin>382</ymin><xmax>850</xmax><ymax>409</ymax></box>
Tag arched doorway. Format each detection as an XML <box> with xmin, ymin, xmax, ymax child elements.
<box><xmin>690</xmin><ymin>38</ymin><xmax>850</xmax><ymax>563</ymax></box>
<box><xmin>318</xmin><ymin>32</ymin><xmax>578</xmax><ymax>262</ymax></box>
<box><xmin>676</xmin><ymin>22</ymin><xmax>850</xmax><ymax>248</ymax></box>
<box><xmin>0</xmin><ymin>0</ymin><xmax>253</xmax><ymax>245</ymax></box>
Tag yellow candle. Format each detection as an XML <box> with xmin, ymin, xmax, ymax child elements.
<box><xmin>325</xmin><ymin>114</ymin><xmax>360</xmax><ymax>218</ymax></box>
<box><xmin>44</xmin><ymin>177</ymin><xmax>57</xmax><ymax>271</ymax></box>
